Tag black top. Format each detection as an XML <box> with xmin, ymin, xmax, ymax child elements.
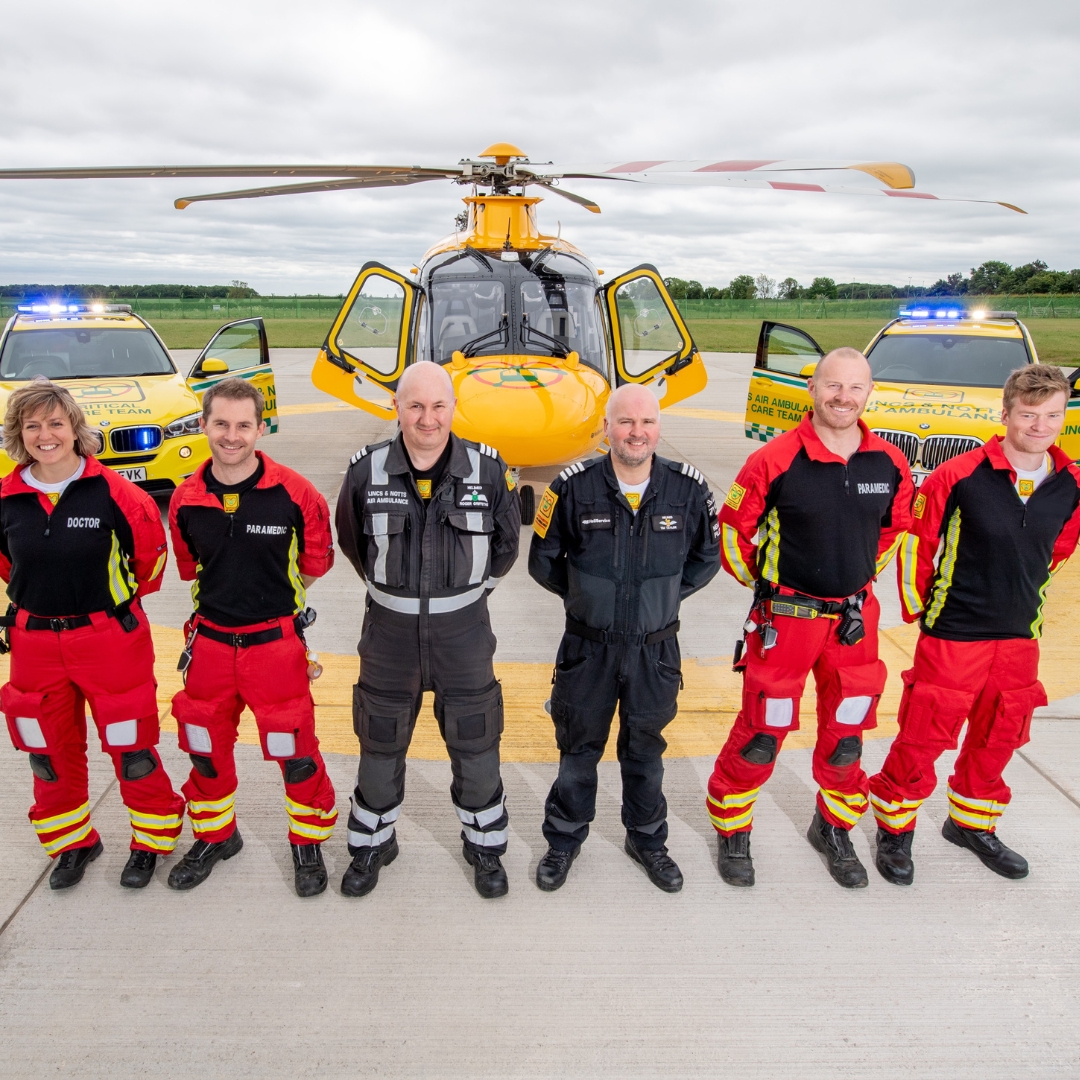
<box><xmin>406</xmin><ymin>440</ymin><xmax>452</xmax><ymax>501</ymax></box>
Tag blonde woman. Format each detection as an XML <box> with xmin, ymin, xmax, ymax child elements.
<box><xmin>0</xmin><ymin>379</ymin><xmax>183</xmax><ymax>889</ymax></box>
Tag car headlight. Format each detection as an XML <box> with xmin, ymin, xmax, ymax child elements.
<box><xmin>163</xmin><ymin>412</ymin><xmax>203</xmax><ymax>439</ymax></box>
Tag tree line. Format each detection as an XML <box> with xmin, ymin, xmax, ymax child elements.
<box><xmin>1</xmin><ymin>280</ymin><xmax>260</xmax><ymax>300</ymax></box>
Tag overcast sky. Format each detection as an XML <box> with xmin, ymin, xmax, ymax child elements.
<box><xmin>1</xmin><ymin>0</ymin><xmax>1077</xmax><ymax>294</ymax></box>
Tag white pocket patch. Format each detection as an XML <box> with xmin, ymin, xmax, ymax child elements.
<box><xmin>764</xmin><ymin>698</ymin><xmax>794</xmax><ymax>728</ymax></box>
<box><xmin>185</xmin><ymin>723</ymin><xmax>213</xmax><ymax>753</ymax></box>
<box><xmin>15</xmin><ymin>716</ymin><xmax>47</xmax><ymax>748</ymax></box>
<box><xmin>266</xmin><ymin>732</ymin><xmax>296</xmax><ymax>758</ymax></box>
<box><xmin>104</xmin><ymin>719</ymin><xmax>138</xmax><ymax>746</ymax></box>
<box><xmin>836</xmin><ymin>695</ymin><xmax>873</xmax><ymax>726</ymax></box>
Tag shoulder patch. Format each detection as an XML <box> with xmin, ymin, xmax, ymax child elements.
<box><xmin>725</xmin><ymin>482</ymin><xmax>746</xmax><ymax>511</ymax></box>
<box><xmin>913</xmin><ymin>492</ymin><xmax>927</xmax><ymax>519</ymax></box>
<box><xmin>349</xmin><ymin>447</ymin><xmax>369</xmax><ymax>466</ymax></box>
<box><xmin>505</xmin><ymin>468</ymin><xmax>516</xmax><ymax>492</ymax></box>
<box><xmin>679</xmin><ymin>461</ymin><xmax>705</xmax><ymax>484</ymax></box>
<box><xmin>533</xmin><ymin>486</ymin><xmax>558</xmax><ymax>538</ymax></box>
<box><xmin>558</xmin><ymin>461</ymin><xmax>587</xmax><ymax>482</ymax></box>
<box><xmin>478</xmin><ymin>442</ymin><xmax>498</xmax><ymax>459</ymax></box>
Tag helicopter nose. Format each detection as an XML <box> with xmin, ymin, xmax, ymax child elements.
<box><xmin>450</xmin><ymin>358</ymin><xmax>609</xmax><ymax>469</ymax></box>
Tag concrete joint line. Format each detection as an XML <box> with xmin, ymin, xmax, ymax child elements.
<box><xmin>1015</xmin><ymin>749</ymin><xmax>1080</xmax><ymax>813</ymax></box>
<box><xmin>0</xmin><ymin>778</ymin><xmax>118</xmax><ymax>942</ymax></box>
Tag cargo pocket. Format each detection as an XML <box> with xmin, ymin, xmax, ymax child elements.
<box><xmin>363</xmin><ymin>513</ymin><xmax>408</xmax><ymax>588</ymax></box>
<box><xmin>895</xmin><ymin>669</ymin><xmax>974</xmax><ymax>750</ymax></box>
<box><xmin>1</xmin><ymin>684</ymin><xmax>50</xmax><ymax>751</ymax></box>
<box><xmin>254</xmin><ymin>694</ymin><xmax>317</xmax><ymax>760</ymax></box>
<box><xmin>439</xmin><ymin>682</ymin><xmax>504</xmax><ymax>754</ymax></box>
<box><xmin>172</xmin><ymin>690</ymin><xmax>235</xmax><ymax>756</ymax></box>
<box><xmin>444</xmin><ymin>511</ymin><xmax>494</xmax><ymax>590</ymax></box>
<box><xmin>742</xmin><ymin>666</ymin><xmax>806</xmax><ymax>731</ymax></box>
<box><xmin>87</xmin><ymin>680</ymin><xmax>160</xmax><ymax>750</ymax></box>
<box><xmin>832</xmin><ymin>659</ymin><xmax>888</xmax><ymax>731</ymax></box>
<box><xmin>353</xmin><ymin>683</ymin><xmax>416</xmax><ymax>754</ymax></box>
<box><xmin>986</xmin><ymin>681</ymin><xmax>1048</xmax><ymax>750</ymax></box>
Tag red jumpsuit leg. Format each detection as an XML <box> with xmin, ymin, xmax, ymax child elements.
<box><xmin>869</xmin><ymin>635</ymin><xmax>995</xmax><ymax>834</ymax></box>
<box><xmin>947</xmin><ymin>638</ymin><xmax>1044</xmax><ymax>832</ymax></box>
<box><xmin>810</xmin><ymin>591</ymin><xmax>887</xmax><ymax>830</ymax></box>
<box><xmin>236</xmin><ymin>624</ymin><xmax>337</xmax><ymax>846</ymax></box>
<box><xmin>707</xmin><ymin>612</ymin><xmax>831</xmax><ymax>834</ymax></box>
<box><xmin>172</xmin><ymin>633</ymin><xmax>244</xmax><ymax>843</ymax></box>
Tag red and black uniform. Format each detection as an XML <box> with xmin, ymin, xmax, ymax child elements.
<box><xmin>708</xmin><ymin>413</ymin><xmax>914</xmax><ymax>834</ymax></box>
<box><xmin>0</xmin><ymin>456</ymin><xmax>184</xmax><ymax>857</ymax></box>
<box><xmin>871</xmin><ymin>437</ymin><xmax>1080</xmax><ymax>834</ymax></box>
<box><xmin>169</xmin><ymin>452</ymin><xmax>337</xmax><ymax>847</ymax></box>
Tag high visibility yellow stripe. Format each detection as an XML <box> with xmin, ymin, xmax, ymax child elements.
<box><xmin>948</xmin><ymin>805</ymin><xmax>1001</xmax><ymax>830</ymax></box>
<box><xmin>707</xmin><ymin>789</ymin><xmax>760</xmax><ymax>811</ymax></box>
<box><xmin>190</xmin><ymin>563</ymin><xmax>202</xmax><ymax>609</ymax></box>
<box><xmin>106</xmin><ymin>531</ymin><xmax>136</xmax><ymax>607</ymax></box>
<box><xmin>287</xmin><ymin>819</ymin><xmax>335</xmax><ymax>841</ymax></box>
<box><xmin>131</xmin><ymin>828</ymin><xmax>181</xmax><ymax>852</ymax></box>
<box><xmin>32</xmin><ymin>801</ymin><xmax>91</xmax><ymax>832</ymax></box>
<box><xmin>870</xmin><ymin>794</ymin><xmax>920</xmax><ymax>829</ymax></box>
<box><xmin>819</xmin><ymin>788</ymin><xmax>868</xmax><ymax>826</ymax></box>
<box><xmin>761</xmin><ymin>508</ymin><xmax>781</xmax><ymax>583</ymax></box>
<box><xmin>41</xmin><ymin>821</ymin><xmax>94</xmax><ymax>855</ymax></box>
<box><xmin>188</xmin><ymin>792</ymin><xmax>236</xmax><ymax>815</ymax></box>
<box><xmin>899</xmin><ymin>533</ymin><xmax>922</xmax><ymax>617</ymax></box>
<box><xmin>924</xmin><ymin>508</ymin><xmax>961</xmax><ymax>629</ymax></box>
<box><xmin>708</xmin><ymin>807</ymin><xmax>754</xmax><ymax>832</ymax></box>
<box><xmin>287</xmin><ymin>530</ymin><xmax>305</xmax><ymax>612</ymax></box>
<box><xmin>721</xmin><ymin>524</ymin><xmax>756</xmax><ymax>587</ymax></box>
<box><xmin>127</xmin><ymin>808</ymin><xmax>183</xmax><ymax>829</ymax></box>
<box><xmin>284</xmin><ymin>797</ymin><xmax>337</xmax><ymax>821</ymax></box>
<box><xmin>946</xmin><ymin>786</ymin><xmax>1004</xmax><ymax>814</ymax></box>
<box><xmin>191</xmin><ymin>809</ymin><xmax>236</xmax><ymax>833</ymax></box>
<box><xmin>149</xmin><ymin>551</ymin><xmax>167</xmax><ymax>581</ymax></box>
<box><xmin>876</xmin><ymin>534</ymin><xmax>902</xmax><ymax>575</ymax></box>
<box><xmin>1030</xmin><ymin>571</ymin><xmax>1053</xmax><ymax>638</ymax></box>
<box><xmin>869</xmin><ymin>793</ymin><xmax>922</xmax><ymax>813</ymax></box>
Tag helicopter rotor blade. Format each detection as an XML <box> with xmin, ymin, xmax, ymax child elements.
<box><xmin>527</xmin><ymin>181</ymin><xmax>601</xmax><ymax>214</ymax></box>
<box><xmin>0</xmin><ymin>164</ymin><xmax>462</xmax><ymax>181</ymax></box>
<box><xmin>173</xmin><ymin>173</ymin><xmax>448</xmax><ymax>209</ymax></box>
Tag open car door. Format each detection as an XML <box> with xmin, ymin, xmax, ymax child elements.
<box><xmin>603</xmin><ymin>265</ymin><xmax>707</xmax><ymax>408</ymax></box>
<box><xmin>188</xmin><ymin>317</ymin><xmax>278</xmax><ymax>432</ymax></box>
<box><xmin>312</xmin><ymin>262</ymin><xmax>418</xmax><ymax>421</ymax></box>
<box><xmin>744</xmin><ymin>321</ymin><xmax>823</xmax><ymax>443</ymax></box>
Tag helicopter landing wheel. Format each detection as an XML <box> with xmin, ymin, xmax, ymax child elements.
<box><xmin>519</xmin><ymin>482</ymin><xmax>536</xmax><ymax>526</ymax></box>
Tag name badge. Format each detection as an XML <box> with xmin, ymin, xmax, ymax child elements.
<box><xmin>579</xmin><ymin>513</ymin><xmax>613</xmax><ymax>530</ymax></box>
<box><xmin>651</xmin><ymin>513</ymin><xmax>684</xmax><ymax>532</ymax></box>
<box><xmin>456</xmin><ymin>483</ymin><xmax>490</xmax><ymax>508</ymax></box>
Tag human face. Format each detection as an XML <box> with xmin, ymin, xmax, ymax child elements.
<box><xmin>200</xmin><ymin>395</ymin><xmax>265</xmax><ymax>472</ymax></box>
<box><xmin>395</xmin><ymin>372</ymin><xmax>455</xmax><ymax>459</ymax></box>
<box><xmin>604</xmin><ymin>389</ymin><xmax>660</xmax><ymax>469</ymax></box>
<box><xmin>808</xmin><ymin>356</ymin><xmax>873</xmax><ymax>432</ymax></box>
<box><xmin>1002</xmin><ymin>391</ymin><xmax>1067</xmax><ymax>457</ymax></box>
<box><xmin>22</xmin><ymin>405</ymin><xmax>78</xmax><ymax>469</ymax></box>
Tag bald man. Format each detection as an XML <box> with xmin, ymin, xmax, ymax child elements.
<box><xmin>709</xmin><ymin>348</ymin><xmax>914</xmax><ymax>889</ymax></box>
<box><xmin>529</xmin><ymin>384</ymin><xmax>720</xmax><ymax>892</ymax></box>
<box><xmin>335</xmin><ymin>361</ymin><xmax>521</xmax><ymax>898</ymax></box>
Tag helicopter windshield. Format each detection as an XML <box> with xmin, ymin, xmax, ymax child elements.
<box><xmin>425</xmin><ymin>251</ymin><xmax>607</xmax><ymax>373</ymax></box>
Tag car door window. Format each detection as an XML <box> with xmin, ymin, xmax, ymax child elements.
<box><xmin>201</xmin><ymin>320</ymin><xmax>265</xmax><ymax>372</ymax></box>
<box><xmin>760</xmin><ymin>323</ymin><xmax>823</xmax><ymax>377</ymax></box>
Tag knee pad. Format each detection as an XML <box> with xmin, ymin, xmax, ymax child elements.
<box><xmin>121</xmin><ymin>748</ymin><xmax>158</xmax><ymax>781</ymax></box>
<box><xmin>829</xmin><ymin>735</ymin><xmax>863</xmax><ymax>767</ymax></box>
<box><xmin>28</xmin><ymin>753</ymin><xmax>57</xmax><ymax>783</ymax></box>
<box><xmin>439</xmin><ymin>681</ymin><xmax>504</xmax><ymax>755</ymax></box>
<box><xmin>740</xmin><ymin>732</ymin><xmax>778</xmax><ymax>765</ymax></box>
<box><xmin>189</xmin><ymin>753</ymin><xmax>218</xmax><ymax>779</ymax></box>
<box><xmin>283</xmin><ymin>756</ymin><xmax>318</xmax><ymax>784</ymax></box>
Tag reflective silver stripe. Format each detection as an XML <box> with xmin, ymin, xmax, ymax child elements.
<box><xmin>348</xmin><ymin>824</ymin><xmax>396</xmax><ymax>848</ymax></box>
<box><xmin>371</xmin><ymin>512</ymin><xmax>390</xmax><ymax>584</ymax></box>
<box><xmin>465</xmin><ymin>447</ymin><xmax>482</xmax><ymax>484</ymax></box>
<box><xmin>366</xmin><ymin>580</ymin><xmax>488</xmax><ymax>615</ymax></box>
<box><xmin>467</xmin><ymin>512</ymin><xmax>488</xmax><ymax>585</ymax></box>
<box><xmin>456</xmin><ymin>796</ymin><xmax>506</xmax><ymax>828</ymax></box>
<box><xmin>350</xmin><ymin>798</ymin><xmax>401</xmax><ymax>831</ymax></box>
<box><xmin>370</xmin><ymin>445</ymin><xmax>390</xmax><ymax>487</ymax></box>
<box><xmin>485</xmin><ymin>573</ymin><xmax>504</xmax><ymax>591</ymax></box>
<box><xmin>461</xmin><ymin>824</ymin><xmax>508</xmax><ymax>847</ymax></box>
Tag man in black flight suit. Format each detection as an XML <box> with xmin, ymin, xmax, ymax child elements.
<box><xmin>529</xmin><ymin>383</ymin><xmax>720</xmax><ymax>892</ymax></box>
<box><xmin>336</xmin><ymin>360</ymin><xmax>521</xmax><ymax>899</ymax></box>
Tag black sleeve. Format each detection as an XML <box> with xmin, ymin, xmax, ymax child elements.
<box><xmin>528</xmin><ymin>477</ymin><xmax>570</xmax><ymax>598</ymax></box>
<box><xmin>489</xmin><ymin>455</ymin><xmax>521</xmax><ymax>582</ymax></box>
<box><xmin>334</xmin><ymin>464</ymin><xmax>369</xmax><ymax>582</ymax></box>
<box><xmin>680</xmin><ymin>481</ymin><xmax>721</xmax><ymax>599</ymax></box>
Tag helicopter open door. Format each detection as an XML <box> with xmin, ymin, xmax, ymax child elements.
<box><xmin>187</xmin><ymin>317</ymin><xmax>278</xmax><ymax>432</ymax></box>
<box><xmin>603</xmin><ymin>265</ymin><xmax>707</xmax><ymax>408</ymax></box>
<box><xmin>312</xmin><ymin>263</ymin><xmax>418</xmax><ymax>421</ymax></box>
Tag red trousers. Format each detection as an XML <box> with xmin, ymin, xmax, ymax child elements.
<box><xmin>172</xmin><ymin>616</ymin><xmax>337</xmax><ymax>846</ymax></box>
<box><xmin>869</xmin><ymin>634</ymin><xmax>1046</xmax><ymax>834</ymax></box>
<box><xmin>707</xmin><ymin>587</ymin><xmax>887</xmax><ymax>833</ymax></box>
<box><xmin>2</xmin><ymin>604</ymin><xmax>184</xmax><ymax>857</ymax></box>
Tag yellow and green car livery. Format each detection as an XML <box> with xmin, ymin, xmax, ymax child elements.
<box><xmin>745</xmin><ymin>308</ymin><xmax>1079</xmax><ymax>484</ymax></box>
<box><xmin>0</xmin><ymin>304</ymin><xmax>277</xmax><ymax>497</ymax></box>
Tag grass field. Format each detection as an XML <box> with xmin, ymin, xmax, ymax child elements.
<box><xmin>154</xmin><ymin>317</ymin><xmax>1080</xmax><ymax>366</ymax></box>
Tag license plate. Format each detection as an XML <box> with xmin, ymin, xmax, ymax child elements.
<box><xmin>114</xmin><ymin>467</ymin><xmax>147</xmax><ymax>482</ymax></box>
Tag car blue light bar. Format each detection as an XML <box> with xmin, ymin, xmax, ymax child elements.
<box><xmin>899</xmin><ymin>305</ymin><xmax>963</xmax><ymax>320</ymax></box>
<box><xmin>15</xmin><ymin>302</ymin><xmax>132</xmax><ymax>315</ymax></box>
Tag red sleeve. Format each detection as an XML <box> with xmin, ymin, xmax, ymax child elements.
<box><xmin>168</xmin><ymin>485</ymin><xmax>199</xmax><ymax>582</ymax></box>
<box><xmin>718</xmin><ymin>449</ymin><xmax>771</xmax><ymax>589</ymax></box>
<box><xmin>107</xmin><ymin>473</ymin><xmax>169</xmax><ymax>597</ymax></box>
<box><xmin>1050</xmin><ymin>461</ymin><xmax>1080</xmax><ymax>574</ymax></box>
<box><xmin>875</xmin><ymin>443</ymin><xmax>915</xmax><ymax>574</ymax></box>
<box><xmin>295</xmin><ymin>479</ymin><xmax>335</xmax><ymax>579</ymax></box>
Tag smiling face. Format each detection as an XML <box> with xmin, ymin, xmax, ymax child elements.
<box><xmin>21</xmin><ymin>405</ymin><xmax>78</xmax><ymax>469</ymax></box>
<box><xmin>394</xmin><ymin>361</ymin><xmax>456</xmax><ymax>461</ymax></box>
<box><xmin>200</xmin><ymin>394</ymin><xmax>265</xmax><ymax>472</ymax></box>
<box><xmin>807</xmin><ymin>348</ymin><xmax>874</xmax><ymax>432</ymax></box>
<box><xmin>1003</xmin><ymin>391</ymin><xmax>1067</xmax><ymax>457</ymax></box>
<box><xmin>604</xmin><ymin>384</ymin><xmax>661</xmax><ymax>469</ymax></box>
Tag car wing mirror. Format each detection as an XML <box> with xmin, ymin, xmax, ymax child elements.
<box><xmin>200</xmin><ymin>357</ymin><xmax>229</xmax><ymax>376</ymax></box>
<box><xmin>799</xmin><ymin>362</ymin><xmax>818</xmax><ymax>378</ymax></box>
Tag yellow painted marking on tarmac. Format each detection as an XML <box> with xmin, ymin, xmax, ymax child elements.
<box><xmin>277</xmin><ymin>402</ymin><xmax>354</xmax><ymax>416</ymax></box>
<box><xmin>664</xmin><ymin>406</ymin><xmax>744</xmax><ymax>423</ymax></box>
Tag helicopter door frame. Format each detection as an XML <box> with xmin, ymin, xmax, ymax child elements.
<box><xmin>603</xmin><ymin>264</ymin><xmax>696</xmax><ymax>387</ymax></box>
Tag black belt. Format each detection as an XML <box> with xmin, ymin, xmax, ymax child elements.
<box><xmin>195</xmin><ymin>623</ymin><xmax>284</xmax><ymax>648</ymax></box>
<box><xmin>566</xmin><ymin>618</ymin><xmax>680</xmax><ymax>646</ymax></box>
<box><xmin>19</xmin><ymin>600</ymin><xmax>140</xmax><ymax>633</ymax></box>
<box><xmin>768</xmin><ymin>595</ymin><xmax>846</xmax><ymax>619</ymax></box>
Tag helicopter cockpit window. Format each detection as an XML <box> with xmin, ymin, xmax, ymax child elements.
<box><xmin>613</xmin><ymin>277</ymin><xmax>685</xmax><ymax>377</ymax></box>
<box><xmin>519</xmin><ymin>279</ymin><xmax>605</xmax><ymax>372</ymax></box>
<box><xmin>430</xmin><ymin>278</ymin><xmax>507</xmax><ymax>363</ymax></box>
<box><xmin>335</xmin><ymin>274</ymin><xmax>406</xmax><ymax>376</ymax></box>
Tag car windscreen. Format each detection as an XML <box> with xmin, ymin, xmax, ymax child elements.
<box><xmin>0</xmin><ymin>328</ymin><xmax>175</xmax><ymax>380</ymax></box>
<box><xmin>866</xmin><ymin>333</ymin><xmax>1030</xmax><ymax>388</ymax></box>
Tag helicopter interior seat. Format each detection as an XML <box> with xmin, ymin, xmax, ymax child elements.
<box><xmin>539</xmin><ymin>308</ymin><xmax>576</xmax><ymax>343</ymax></box>
<box><xmin>437</xmin><ymin>314</ymin><xmax>478</xmax><ymax>356</ymax></box>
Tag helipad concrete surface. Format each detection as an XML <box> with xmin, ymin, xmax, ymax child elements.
<box><xmin>1</xmin><ymin>352</ymin><xmax>1078</xmax><ymax>1079</ymax></box>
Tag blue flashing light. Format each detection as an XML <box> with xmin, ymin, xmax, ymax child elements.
<box><xmin>899</xmin><ymin>304</ymin><xmax>963</xmax><ymax>321</ymax></box>
<box><xmin>136</xmin><ymin>427</ymin><xmax>157</xmax><ymax>451</ymax></box>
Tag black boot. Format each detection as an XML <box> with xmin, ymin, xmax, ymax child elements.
<box><xmin>624</xmin><ymin>833</ymin><xmax>683</xmax><ymax>893</ymax></box>
<box><xmin>536</xmin><ymin>846</ymin><xmax>578</xmax><ymax>892</ymax></box>
<box><xmin>942</xmin><ymin>817</ymin><xmax>1029</xmax><ymax>879</ymax></box>
<box><xmin>291</xmin><ymin>843</ymin><xmax>328</xmax><ymax>897</ymax></box>
<box><xmin>49</xmin><ymin>839</ymin><xmax>104</xmax><ymax>890</ymax></box>
<box><xmin>120</xmin><ymin>849</ymin><xmax>157</xmax><ymax>889</ymax></box>
<box><xmin>167</xmin><ymin>830</ymin><xmax>244</xmax><ymax>891</ymax></box>
<box><xmin>341</xmin><ymin>838</ymin><xmax>398</xmax><ymax>898</ymax></box>
<box><xmin>462</xmin><ymin>844</ymin><xmax>509</xmax><ymax>899</ymax></box>
<box><xmin>717</xmin><ymin>831</ymin><xmax>755</xmax><ymax>887</ymax></box>
<box><xmin>875</xmin><ymin>828</ymin><xmax>914</xmax><ymax>886</ymax></box>
<box><xmin>806</xmin><ymin>809</ymin><xmax>868</xmax><ymax>889</ymax></box>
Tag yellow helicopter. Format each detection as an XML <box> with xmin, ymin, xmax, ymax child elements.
<box><xmin>0</xmin><ymin>145</ymin><xmax>1022</xmax><ymax>519</ymax></box>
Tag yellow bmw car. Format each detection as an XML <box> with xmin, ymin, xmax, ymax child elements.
<box><xmin>0</xmin><ymin>303</ymin><xmax>278</xmax><ymax>497</ymax></box>
<box><xmin>744</xmin><ymin>305</ymin><xmax>1079</xmax><ymax>483</ymax></box>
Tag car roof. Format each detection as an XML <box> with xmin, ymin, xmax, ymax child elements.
<box><xmin>11</xmin><ymin>313</ymin><xmax>148</xmax><ymax>331</ymax></box>
<box><xmin>881</xmin><ymin>317</ymin><xmax>1023</xmax><ymax>340</ymax></box>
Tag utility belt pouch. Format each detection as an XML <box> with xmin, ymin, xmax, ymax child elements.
<box><xmin>294</xmin><ymin>607</ymin><xmax>317</xmax><ymax>640</ymax></box>
<box><xmin>836</xmin><ymin>592</ymin><xmax>867</xmax><ymax>647</ymax></box>
<box><xmin>0</xmin><ymin>603</ymin><xmax>15</xmax><ymax>653</ymax></box>
<box><xmin>114</xmin><ymin>600</ymin><xmax>140</xmax><ymax>633</ymax></box>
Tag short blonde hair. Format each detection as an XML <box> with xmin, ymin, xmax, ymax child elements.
<box><xmin>1003</xmin><ymin>364</ymin><xmax>1071</xmax><ymax>412</ymax></box>
<box><xmin>3</xmin><ymin>379</ymin><xmax>101</xmax><ymax>465</ymax></box>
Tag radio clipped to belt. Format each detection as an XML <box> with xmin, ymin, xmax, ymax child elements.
<box><xmin>733</xmin><ymin>579</ymin><xmax>778</xmax><ymax>670</ymax></box>
<box><xmin>0</xmin><ymin>603</ymin><xmax>14</xmax><ymax>655</ymax></box>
